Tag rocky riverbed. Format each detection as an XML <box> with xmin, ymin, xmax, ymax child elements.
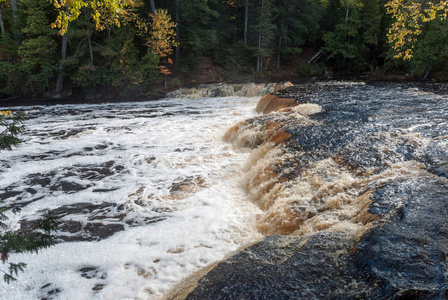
<box><xmin>174</xmin><ymin>81</ymin><xmax>448</xmax><ymax>299</ymax></box>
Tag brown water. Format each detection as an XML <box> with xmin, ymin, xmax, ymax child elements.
<box><xmin>226</xmin><ymin>81</ymin><xmax>448</xmax><ymax>237</ymax></box>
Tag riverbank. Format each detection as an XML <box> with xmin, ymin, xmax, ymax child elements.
<box><xmin>0</xmin><ymin>82</ymin><xmax>294</xmax><ymax>108</ymax></box>
<box><xmin>0</xmin><ymin>56</ymin><xmax>438</xmax><ymax>108</ymax></box>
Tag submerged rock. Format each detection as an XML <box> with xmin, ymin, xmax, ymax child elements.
<box><xmin>183</xmin><ymin>81</ymin><xmax>448</xmax><ymax>299</ymax></box>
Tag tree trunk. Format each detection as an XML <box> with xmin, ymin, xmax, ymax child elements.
<box><xmin>277</xmin><ymin>18</ymin><xmax>284</xmax><ymax>68</ymax></box>
<box><xmin>244</xmin><ymin>0</ymin><xmax>248</xmax><ymax>46</ymax></box>
<box><xmin>257</xmin><ymin>30</ymin><xmax>262</xmax><ymax>78</ymax></box>
<box><xmin>55</xmin><ymin>34</ymin><xmax>68</xmax><ymax>94</ymax></box>
<box><xmin>345</xmin><ymin>2</ymin><xmax>349</xmax><ymax>24</ymax></box>
<box><xmin>88</xmin><ymin>33</ymin><xmax>94</xmax><ymax>66</ymax></box>
<box><xmin>256</xmin><ymin>0</ymin><xmax>264</xmax><ymax>78</ymax></box>
<box><xmin>175</xmin><ymin>0</ymin><xmax>180</xmax><ymax>70</ymax></box>
<box><xmin>150</xmin><ymin>0</ymin><xmax>156</xmax><ymax>14</ymax></box>
<box><xmin>11</xmin><ymin>0</ymin><xmax>20</xmax><ymax>46</ymax></box>
<box><xmin>0</xmin><ymin>8</ymin><xmax>5</xmax><ymax>38</ymax></box>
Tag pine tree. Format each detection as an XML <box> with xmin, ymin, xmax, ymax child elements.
<box><xmin>0</xmin><ymin>111</ymin><xmax>59</xmax><ymax>283</ymax></box>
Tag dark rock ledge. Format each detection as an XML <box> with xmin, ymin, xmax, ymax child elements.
<box><xmin>183</xmin><ymin>176</ymin><xmax>448</xmax><ymax>300</ymax></box>
<box><xmin>168</xmin><ymin>82</ymin><xmax>448</xmax><ymax>300</ymax></box>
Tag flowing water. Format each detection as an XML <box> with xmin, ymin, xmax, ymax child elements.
<box><xmin>184</xmin><ymin>81</ymin><xmax>448</xmax><ymax>299</ymax></box>
<box><xmin>0</xmin><ymin>96</ymin><xmax>262</xmax><ymax>299</ymax></box>
<box><xmin>2</xmin><ymin>81</ymin><xmax>448</xmax><ymax>299</ymax></box>
<box><xmin>226</xmin><ymin>81</ymin><xmax>448</xmax><ymax>238</ymax></box>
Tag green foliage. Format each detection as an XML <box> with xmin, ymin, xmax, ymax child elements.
<box><xmin>411</xmin><ymin>16</ymin><xmax>448</xmax><ymax>78</ymax></box>
<box><xmin>0</xmin><ymin>62</ymin><xmax>27</xmax><ymax>96</ymax></box>
<box><xmin>277</xmin><ymin>0</ymin><xmax>323</xmax><ymax>49</ymax></box>
<box><xmin>297</xmin><ymin>62</ymin><xmax>325</xmax><ymax>77</ymax></box>
<box><xmin>1</xmin><ymin>211</ymin><xmax>59</xmax><ymax>283</ymax></box>
<box><xmin>0</xmin><ymin>111</ymin><xmax>25</xmax><ymax>150</ymax></box>
<box><xmin>0</xmin><ymin>0</ymin><xmax>58</xmax><ymax>96</ymax></box>
<box><xmin>18</xmin><ymin>36</ymin><xmax>57</xmax><ymax>89</ymax></box>
<box><xmin>19</xmin><ymin>0</ymin><xmax>58</xmax><ymax>92</ymax></box>
<box><xmin>0</xmin><ymin>111</ymin><xmax>59</xmax><ymax>283</ymax></box>
<box><xmin>214</xmin><ymin>41</ymin><xmax>254</xmax><ymax>78</ymax></box>
<box><xmin>322</xmin><ymin>0</ymin><xmax>386</xmax><ymax>72</ymax></box>
<box><xmin>176</xmin><ymin>0</ymin><xmax>220</xmax><ymax>68</ymax></box>
<box><xmin>2</xmin><ymin>0</ymin><xmax>448</xmax><ymax>97</ymax></box>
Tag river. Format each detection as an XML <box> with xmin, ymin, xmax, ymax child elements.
<box><xmin>2</xmin><ymin>81</ymin><xmax>448</xmax><ymax>299</ymax></box>
<box><xmin>0</xmin><ymin>96</ymin><xmax>262</xmax><ymax>299</ymax></box>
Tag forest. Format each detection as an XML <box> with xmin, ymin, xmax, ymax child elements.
<box><xmin>0</xmin><ymin>0</ymin><xmax>448</xmax><ymax>99</ymax></box>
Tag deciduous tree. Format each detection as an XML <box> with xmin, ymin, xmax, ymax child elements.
<box><xmin>50</xmin><ymin>0</ymin><xmax>142</xmax><ymax>35</ymax></box>
<box><xmin>147</xmin><ymin>8</ymin><xmax>177</xmax><ymax>89</ymax></box>
<box><xmin>385</xmin><ymin>0</ymin><xmax>448</xmax><ymax>60</ymax></box>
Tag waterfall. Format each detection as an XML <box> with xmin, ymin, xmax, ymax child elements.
<box><xmin>180</xmin><ymin>81</ymin><xmax>448</xmax><ymax>299</ymax></box>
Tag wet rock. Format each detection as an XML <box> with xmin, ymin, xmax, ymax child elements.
<box><xmin>186</xmin><ymin>175</ymin><xmax>448</xmax><ymax>299</ymax></box>
<box><xmin>39</xmin><ymin>283</ymin><xmax>62</xmax><ymax>300</ymax></box>
<box><xmin>356</xmin><ymin>176</ymin><xmax>448</xmax><ymax>298</ymax></box>
<box><xmin>83</xmin><ymin>223</ymin><xmax>125</xmax><ymax>240</ymax></box>
<box><xmin>187</xmin><ymin>233</ymin><xmax>370</xmax><ymax>300</ymax></box>
<box><xmin>255</xmin><ymin>94</ymin><xmax>297</xmax><ymax>114</ymax></box>
<box><xmin>21</xmin><ymin>201</ymin><xmax>171</xmax><ymax>242</ymax></box>
<box><xmin>0</xmin><ymin>190</ymin><xmax>22</xmax><ymax>201</ymax></box>
<box><xmin>49</xmin><ymin>180</ymin><xmax>91</xmax><ymax>193</ymax></box>
<box><xmin>186</xmin><ymin>82</ymin><xmax>448</xmax><ymax>299</ymax></box>
<box><xmin>165</xmin><ymin>83</ymin><xmax>278</xmax><ymax>99</ymax></box>
<box><xmin>429</xmin><ymin>162</ymin><xmax>448</xmax><ymax>179</ymax></box>
<box><xmin>166</xmin><ymin>176</ymin><xmax>208</xmax><ymax>200</ymax></box>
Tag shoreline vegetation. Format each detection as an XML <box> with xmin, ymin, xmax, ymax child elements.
<box><xmin>3</xmin><ymin>1</ymin><xmax>448</xmax><ymax>105</ymax></box>
<box><xmin>0</xmin><ymin>72</ymin><xmax>441</xmax><ymax>108</ymax></box>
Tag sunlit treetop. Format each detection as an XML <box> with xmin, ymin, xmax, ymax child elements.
<box><xmin>50</xmin><ymin>0</ymin><xmax>142</xmax><ymax>35</ymax></box>
<box><xmin>385</xmin><ymin>0</ymin><xmax>448</xmax><ymax>60</ymax></box>
<box><xmin>146</xmin><ymin>9</ymin><xmax>177</xmax><ymax>75</ymax></box>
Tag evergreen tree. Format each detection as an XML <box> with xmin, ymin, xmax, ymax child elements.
<box><xmin>174</xmin><ymin>0</ymin><xmax>220</xmax><ymax>69</ymax></box>
<box><xmin>254</xmin><ymin>0</ymin><xmax>276</xmax><ymax>77</ymax></box>
<box><xmin>411</xmin><ymin>14</ymin><xmax>448</xmax><ymax>78</ymax></box>
<box><xmin>275</xmin><ymin>0</ymin><xmax>323</xmax><ymax>67</ymax></box>
<box><xmin>0</xmin><ymin>110</ymin><xmax>59</xmax><ymax>283</ymax></box>
<box><xmin>322</xmin><ymin>0</ymin><xmax>365</xmax><ymax>71</ymax></box>
<box><xmin>18</xmin><ymin>0</ymin><xmax>57</xmax><ymax>95</ymax></box>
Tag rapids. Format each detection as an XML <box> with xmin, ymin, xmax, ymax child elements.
<box><xmin>225</xmin><ymin>81</ymin><xmax>448</xmax><ymax>236</ymax></box>
<box><xmin>186</xmin><ymin>81</ymin><xmax>448</xmax><ymax>299</ymax></box>
<box><xmin>2</xmin><ymin>81</ymin><xmax>448</xmax><ymax>299</ymax></box>
<box><xmin>0</xmin><ymin>97</ymin><xmax>262</xmax><ymax>299</ymax></box>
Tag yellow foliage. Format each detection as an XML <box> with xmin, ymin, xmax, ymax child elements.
<box><xmin>50</xmin><ymin>0</ymin><xmax>142</xmax><ymax>35</ymax></box>
<box><xmin>147</xmin><ymin>9</ymin><xmax>177</xmax><ymax>76</ymax></box>
<box><xmin>385</xmin><ymin>0</ymin><xmax>448</xmax><ymax>60</ymax></box>
<box><xmin>0</xmin><ymin>111</ymin><xmax>12</xmax><ymax>117</ymax></box>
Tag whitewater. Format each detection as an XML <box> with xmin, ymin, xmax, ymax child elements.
<box><xmin>0</xmin><ymin>96</ymin><xmax>263</xmax><ymax>299</ymax></box>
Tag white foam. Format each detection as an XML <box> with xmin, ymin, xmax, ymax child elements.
<box><xmin>0</xmin><ymin>97</ymin><xmax>262</xmax><ymax>299</ymax></box>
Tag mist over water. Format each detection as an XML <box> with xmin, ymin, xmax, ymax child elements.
<box><xmin>0</xmin><ymin>97</ymin><xmax>262</xmax><ymax>299</ymax></box>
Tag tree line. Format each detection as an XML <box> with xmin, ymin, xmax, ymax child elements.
<box><xmin>0</xmin><ymin>0</ymin><xmax>447</xmax><ymax>99</ymax></box>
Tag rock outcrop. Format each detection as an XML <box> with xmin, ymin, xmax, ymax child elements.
<box><xmin>255</xmin><ymin>94</ymin><xmax>297</xmax><ymax>114</ymax></box>
<box><xmin>165</xmin><ymin>82</ymin><xmax>292</xmax><ymax>99</ymax></box>
<box><xmin>176</xmin><ymin>81</ymin><xmax>448</xmax><ymax>299</ymax></box>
